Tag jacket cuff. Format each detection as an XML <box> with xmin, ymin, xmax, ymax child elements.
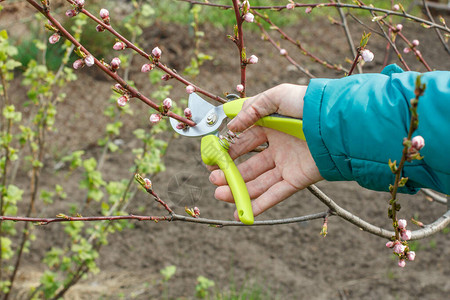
<box><xmin>303</xmin><ymin>78</ymin><xmax>345</xmax><ymax>181</ymax></box>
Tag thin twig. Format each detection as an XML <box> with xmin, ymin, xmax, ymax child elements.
<box><xmin>179</xmin><ymin>0</ymin><xmax>450</xmax><ymax>33</ymax></box>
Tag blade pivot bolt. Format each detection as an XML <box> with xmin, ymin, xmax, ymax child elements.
<box><xmin>206</xmin><ymin>113</ymin><xmax>218</xmax><ymax>126</ymax></box>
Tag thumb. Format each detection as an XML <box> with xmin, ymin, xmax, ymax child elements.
<box><xmin>227</xmin><ymin>91</ymin><xmax>279</xmax><ymax>132</ymax></box>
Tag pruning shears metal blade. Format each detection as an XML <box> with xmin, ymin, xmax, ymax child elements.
<box><xmin>169</xmin><ymin>93</ymin><xmax>227</xmax><ymax>137</ymax></box>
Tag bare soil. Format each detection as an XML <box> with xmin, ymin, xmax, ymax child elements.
<box><xmin>1</xmin><ymin>2</ymin><xmax>450</xmax><ymax>299</ymax></box>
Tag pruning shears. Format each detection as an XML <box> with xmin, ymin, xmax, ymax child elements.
<box><xmin>169</xmin><ymin>93</ymin><xmax>305</xmax><ymax>225</ymax></box>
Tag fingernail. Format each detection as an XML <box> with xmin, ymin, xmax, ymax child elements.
<box><xmin>209</xmin><ymin>173</ymin><xmax>216</xmax><ymax>184</ymax></box>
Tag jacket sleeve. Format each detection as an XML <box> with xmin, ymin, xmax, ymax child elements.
<box><xmin>303</xmin><ymin>64</ymin><xmax>450</xmax><ymax>194</ymax></box>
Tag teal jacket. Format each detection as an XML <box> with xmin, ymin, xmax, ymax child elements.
<box><xmin>303</xmin><ymin>64</ymin><xmax>450</xmax><ymax>194</ymax></box>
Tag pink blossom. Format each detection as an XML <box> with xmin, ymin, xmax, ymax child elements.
<box><xmin>184</xmin><ymin>108</ymin><xmax>192</xmax><ymax>119</ymax></box>
<box><xmin>248</xmin><ymin>54</ymin><xmax>258</xmax><ymax>64</ymax></box>
<box><xmin>412</xmin><ymin>39</ymin><xmax>420</xmax><ymax>47</ymax></box>
<box><xmin>403</xmin><ymin>47</ymin><xmax>411</xmax><ymax>54</ymax></box>
<box><xmin>393</xmin><ymin>243</ymin><xmax>406</xmax><ymax>254</ymax></box>
<box><xmin>149</xmin><ymin>113</ymin><xmax>162</xmax><ymax>124</ymax></box>
<box><xmin>176</xmin><ymin>122</ymin><xmax>186</xmax><ymax>130</ymax></box>
<box><xmin>163</xmin><ymin>98</ymin><xmax>172</xmax><ymax>110</ymax></box>
<box><xmin>100</xmin><ymin>8</ymin><xmax>110</xmax><ymax>20</ymax></box>
<box><xmin>398</xmin><ymin>259</ymin><xmax>406</xmax><ymax>268</ymax></box>
<box><xmin>49</xmin><ymin>33</ymin><xmax>60</xmax><ymax>44</ymax></box>
<box><xmin>286</xmin><ymin>3</ymin><xmax>295</xmax><ymax>10</ymax></box>
<box><xmin>113</xmin><ymin>41</ymin><xmax>126</xmax><ymax>51</ymax></box>
<box><xmin>401</xmin><ymin>230</ymin><xmax>412</xmax><ymax>241</ymax></box>
<box><xmin>305</xmin><ymin>7</ymin><xmax>312</xmax><ymax>14</ymax></box>
<box><xmin>96</xmin><ymin>25</ymin><xmax>105</xmax><ymax>32</ymax></box>
<box><xmin>117</xmin><ymin>96</ymin><xmax>128</xmax><ymax>107</ymax></box>
<box><xmin>236</xmin><ymin>84</ymin><xmax>244</xmax><ymax>92</ymax></box>
<box><xmin>280</xmin><ymin>48</ymin><xmax>287</xmax><ymax>56</ymax></box>
<box><xmin>152</xmin><ymin>46</ymin><xmax>162</xmax><ymax>58</ymax></box>
<box><xmin>411</xmin><ymin>136</ymin><xmax>425</xmax><ymax>151</ymax></box>
<box><xmin>114</xmin><ymin>83</ymin><xmax>124</xmax><ymax>91</ymax></box>
<box><xmin>398</xmin><ymin>219</ymin><xmax>407</xmax><ymax>229</ymax></box>
<box><xmin>73</xmin><ymin>59</ymin><xmax>85</xmax><ymax>70</ymax></box>
<box><xmin>385</xmin><ymin>241</ymin><xmax>395</xmax><ymax>248</ymax></box>
<box><xmin>74</xmin><ymin>0</ymin><xmax>85</xmax><ymax>7</ymax></box>
<box><xmin>361</xmin><ymin>49</ymin><xmax>374</xmax><ymax>62</ymax></box>
<box><xmin>141</xmin><ymin>63</ymin><xmax>153</xmax><ymax>73</ymax></box>
<box><xmin>143</xmin><ymin>178</ymin><xmax>152</xmax><ymax>190</ymax></box>
<box><xmin>66</xmin><ymin>9</ymin><xmax>77</xmax><ymax>17</ymax></box>
<box><xmin>396</xmin><ymin>24</ymin><xmax>403</xmax><ymax>31</ymax></box>
<box><xmin>243</xmin><ymin>13</ymin><xmax>254</xmax><ymax>23</ymax></box>
<box><xmin>110</xmin><ymin>57</ymin><xmax>121</xmax><ymax>70</ymax></box>
<box><xmin>84</xmin><ymin>55</ymin><xmax>95</xmax><ymax>67</ymax></box>
<box><xmin>186</xmin><ymin>85</ymin><xmax>195</xmax><ymax>94</ymax></box>
<box><xmin>407</xmin><ymin>251</ymin><xmax>415</xmax><ymax>261</ymax></box>
<box><xmin>393</xmin><ymin>4</ymin><xmax>400</xmax><ymax>11</ymax></box>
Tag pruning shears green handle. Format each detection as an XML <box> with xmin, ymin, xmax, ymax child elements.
<box><xmin>222</xmin><ymin>98</ymin><xmax>305</xmax><ymax>140</ymax></box>
<box><xmin>169</xmin><ymin>93</ymin><xmax>305</xmax><ymax>225</ymax></box>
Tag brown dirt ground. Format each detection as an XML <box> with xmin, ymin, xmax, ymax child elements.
<box><xmin>1</xmin><ymin>1</ymin><xmax>450</xmax><ymax>299</ymax></box>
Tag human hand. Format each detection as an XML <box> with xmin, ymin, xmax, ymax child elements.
<box><xmin>208</xmin><ymin>84</ymin><xmax>323</xmax><ymax>220</ymax></box>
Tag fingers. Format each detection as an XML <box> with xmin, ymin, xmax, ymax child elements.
<box><xmin>227</xmin><ymin>91</ymin><xmax>278</xmax><ymax>133</ymax></box>
<box><xmin>204</xmin><ymin>126</ymin><xmax>267</xmax><ymax>172</ymax></box>
<box><xmin>234</xmin><ymin>180</ymin><xmax>298</xmax><ymax>220</ymax></box>
<box><xmin>214</xmin><ymin>167</ymin><xmax>281</xmax><ymax>203</ymax></box>
<box><xmin>209</xmin><ymin>148</ymin><xmax>275</xmax><ymax>186</ymax></box>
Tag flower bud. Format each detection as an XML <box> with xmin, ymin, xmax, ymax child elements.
<box><xmin>176</xmin><ymin>122</ymin><xmax>186</xmax><ymax>130</ymax></box>
<box><xmin>248</xmin><ymin>54</ymin><xmax>258</xmax><ymax>64</ymax></box>
<box><xmin>49</xmin><ymin>33</ymin><xmax>60</xmax><ymax>44</ymax></box>
<box><xmin>163</xmin><ymin>98</ymin><xmax>172</xmax><ymax>110</ymax></box>
<box><xmin>280</xmin><ymin>48</ymin><xmax>287</xmax><ymax>56</ymax></box>
<box><xmin>305</xmin><ymin>7</ymin><xmax>312</xmax><ymax>14</ymax></box>
<box><xmin>113</xmin><ymin>41</ymin><xmax>126</xmax><ymax>51</ymax></box>
<box><xmin>141</xmin><ymin>63</ymin><xmax>154</xmax><ymax>73</ymax></box>
<box><xmin>385</xmin><ymin>241</ymin><xmax>395</xmax><ymax>248</ymax></box>
<box><xmin>411</xmin><ymin>136</ymin><xmax>425</xmax><ymax>150</ymax></box>
<box><xmin>161</xmin><ymin>74</ymin><xmax>171</xmax><ymax>81</ymax></box>
<box><xmin>412</xmin><ymin>39</ymin><xmax>419</xmax><ymax>47</ymax></box>
<box><xmin>110</xmin><ymin>57</ymin><xmax>121</xmax><ymax>70</ymax></box>
<box><xmin>403</xmin><ymin>47</ymin><xmax>411</xmax><ymax>54</ymax></box>
<box><xmin>74</xmin><ymin>0</ymin><xmax>85</xmax><ymax>7</ymax></box>
<box><xmin>193</xmin><ymin>206</ymin><xmax>200</xmax><ymax>217</ymax></box>
<box><xmin>287</xmin><ymin>3</ymin><xmax>295</xmax><ymax>10</ymax></box>
<box><xmin>397</xmin><ymin>219</ymin><xmax>407</xmax><ymax>229</ymax></box>
<box><xmin>401</xmin><ymin>230</ymin><xmax>412</xmax><ymax>241</ymax></box>
<box><xmin>66</xmin><ymin>9</ymin><xmax>77</xmax><ymax>17</ymax></box>
<box><xmin>236</xmin><ymin>84</ymin><xmax>244</xmax><ymax>92</ymax></box>
<box><xmin>398</xmin><ymin>259</ymin><xmax>406</xmax><ymax>268</ymax></box>
<box><xmin>407</xmin><ymin>251</ymin><xmax>415</xmax><ymax>261</ymax></box>
<box><xmin>186</xmin><ymin>85</ymin><xmax>195</xmax><ymax>94</ymax></box>
<box><xmin>152</xmin><ymin>46</ymin><xmax>162</xmax><ymax>58</ymax></box>
<box><xmin>96</xmin><ymin>24</ymin><xmax>105</xmax><ymax>32</ymax></box>
<box><xmin>100</xmin><ymin>8</ymin><xmax>110</xmax><ymax>20</ymax></box>
<box><xmin>393</xmin><ymin>242</ymin><xmax>406</xmax><ymax>254</ymax></box>
<box><xmin>117</xmin><ymin>95</ymin><xmax>128</xmax><ymax>107</ymax></box>
<box><xmin>396</xmin><ymin>24</ymin><xmax>403</xmax><ymax>31</ymax></box>
<box><xmin>243</xmin><ymin>13</ymin><xmax>254</xmax><ymax>23</ymax></box>
<box><xmin>73</xmin><ymin>59</ymin><xmax>85</xmax><ymax>70</ymax></box>
<box><xmin>84</xmin><ymin>55</ymin><xmax>95</xmax><ymax>67</ymax></box>
<box><xmin>115</xmin><ymin>83</ymin><xmax>124</xmax><ymax>91</ymax></box>
<box><xmin>143</xmin><ymin>178</ymin><xmax>152</xmax><ymax>190</ymax></box>
<box><xmin>149</xmin><ymin>113</ymin><xmax>162</xmax><ymax>124</ymax></box>
<box><xmin>393</xmin><ymin>4</ymin><xmax>400</xmax><ymax>11</ymax></box>
<box><xmin>184</xmin><ymin>108</ymin><xmax>192</xmax><ymax>119</ymax></box>
<box><xmin>361</xmin><ymin>49</ymin><xmax>374</xmax><ymax>62</ymax></box>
